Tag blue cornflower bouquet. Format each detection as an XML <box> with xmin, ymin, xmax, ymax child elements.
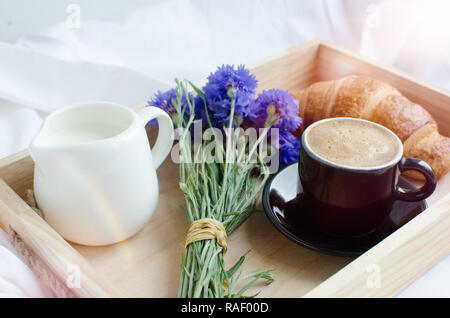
<box><xmin>148</xmin><ymin>65</ymin><xmax>302</xmax><ymax>298</ymax></box>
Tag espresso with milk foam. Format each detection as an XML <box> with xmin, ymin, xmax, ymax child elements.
<box><xmin>306</xmin><ymin>119</ymin><xmax>400</xmax><ymax>168</ymax></box>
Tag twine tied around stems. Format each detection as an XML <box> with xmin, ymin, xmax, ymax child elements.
<box><xmin>185</xmin><ymin>218</ymin><xmax>228</xmax><ymax>254</ymax></box>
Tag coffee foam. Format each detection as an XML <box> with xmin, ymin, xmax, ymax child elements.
<box><xmin>306</xmin><ymin>119</ymin><xmax>400</xmax><ymax>168</ymax></box>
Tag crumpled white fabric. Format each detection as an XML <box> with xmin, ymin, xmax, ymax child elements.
<box><xmin>0</xmin><ymin>229</ymin><xmax>53</xmax><ymax>297</ymax></box>
<box><xmin>0</xmin><ymin>0</ymin><xmax>449</xmax><ymax>297</ymax></box>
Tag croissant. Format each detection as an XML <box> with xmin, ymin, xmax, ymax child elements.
<box><xmin>293</xmin><ymin>75</ymin><xmax>450</xmax><ymax>179</ymax></box>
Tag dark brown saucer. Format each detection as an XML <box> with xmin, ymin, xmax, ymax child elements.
<box><xmin>262</xmin><ymin>162</ymin><xmax>427</xmax><ymax>257</ymax></box>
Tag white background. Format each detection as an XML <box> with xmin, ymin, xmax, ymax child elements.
<box><xmin>0</xmin><ymin>0</ymin><xmax>448</xmax><ymax>297</ymax></box>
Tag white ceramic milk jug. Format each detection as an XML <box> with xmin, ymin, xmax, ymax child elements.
<box><xmin>29</xmin><ymin>102</ymin><xmax>174</xmax><ymax>246</ymax></box>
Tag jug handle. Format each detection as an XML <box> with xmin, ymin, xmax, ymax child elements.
<box><xmin>137</xmin><ymin>107</ymin><xmax>174</xmax><ymax>169</ymax></box>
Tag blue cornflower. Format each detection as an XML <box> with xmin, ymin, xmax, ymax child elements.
<box><xmin>201</xmin><ymin>64</ymin><xmax>257</xmax><ymax>128</ymax></box>
<box><xmin>277</xmin><ymin>131</ymin><xmax>301</xmax><ymax>165</ymax></box>
<box><xmin>247</xmin><ymin>89</ymin><xmax>302</xmax><ymax>165</ymax></box>
<box><xmin>147</xmin><ymin>88</ymin><xmax>193</xmax><ymax>126</ymax></box>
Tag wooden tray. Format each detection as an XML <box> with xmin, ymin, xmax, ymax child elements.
<box><xmin>0</xmin><ymin>40</ymin><xmax>449</xmax><ymax>297</ymax></box>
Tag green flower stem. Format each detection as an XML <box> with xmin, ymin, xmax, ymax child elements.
<box><xmin>175</xmin><ymin>80</ymin><xmax>273</xmax><ymax>298</ymax></box>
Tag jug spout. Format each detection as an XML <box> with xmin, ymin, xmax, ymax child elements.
<box><xmin>28</xmin><ymin>123</ymin><xmax>62</xmax><ymax>177</ymax></box>
<box><xmin>29</xmin><ymin>135</ymin><xmax>51</xmax><ymax>177</ymax></box>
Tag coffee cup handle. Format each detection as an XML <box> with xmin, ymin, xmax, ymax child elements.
<box><xmin>137</xmin><ymin>107</ymin><xmax>174</xmax><ymax>169</ymax></box>
<box><xmin>393</xmin><ymin>158</ymin><xmax>437</xmax><ymax>201</ymax></box>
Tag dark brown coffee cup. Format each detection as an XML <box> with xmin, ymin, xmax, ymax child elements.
<box><xmin>298</xmin><ymin>118</ymin><xmax>436</xmax><ymax>237</ymax></box>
